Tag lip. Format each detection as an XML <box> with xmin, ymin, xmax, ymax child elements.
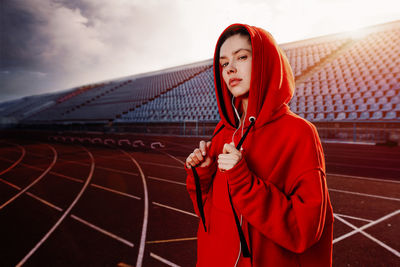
<box><xmin>229</xmin><ymin>78</ymin><xmax>242</xmax><ymax>87</ymax></box>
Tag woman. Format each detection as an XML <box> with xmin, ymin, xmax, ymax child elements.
<box><xmin>184</xmin><ymin>23</ymin><xmax>333</xmax><ymax>266</ymax></box>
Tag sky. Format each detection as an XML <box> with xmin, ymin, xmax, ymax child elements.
<box><xmin>1</xmin><ymin>0</ymin><xmax>399</xmax><ymax>102</ymax></box>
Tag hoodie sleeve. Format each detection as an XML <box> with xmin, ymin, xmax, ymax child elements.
<box><xmin>184</xmin><ymin>160</ymin><xmax>217</xmax><ymax>217</ymax></box>
<box><xmin>223</xmin><ymin>127</ymin><xmax>328</xmax><ymax>253</ymax></box>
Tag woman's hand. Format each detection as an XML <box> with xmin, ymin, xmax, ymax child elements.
<box><xmin>186</xmin><ymin>141</ymin><xmax>212</xmax><ymax>169</ymax></box>
<box><xmin>218</xmin><ymin>142</ymin><xmax>242</xmax><ymax>171</ymax></box>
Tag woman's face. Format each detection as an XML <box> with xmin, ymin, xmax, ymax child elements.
<box><xmin>219</xmin><ymin>34</ymin><xmax>252</xmax><ymax>98</ymax></box>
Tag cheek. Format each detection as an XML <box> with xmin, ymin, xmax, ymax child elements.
<box><xmin>245</xmin><ymin>62</ymin><xmax>252</xmax><ymax>79</ymax></box>
<box><xmin>222</xmin><ymin>72</ymin><xmax>228</xmax><ymax>85</ymax></box>
<box><xmin>244</xmin><ymin>64</ymin><xmax>252</xmax><ymax>86</ymax></box>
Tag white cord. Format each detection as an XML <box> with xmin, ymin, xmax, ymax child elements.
<box><xmin>231</xmin><ymin>96</ymin><xmax>247</xmax><ymax>147</ymax></box>
<box><xmin>231</xmin><ymin>96</ymin><xmax>241</xmax><ymax>145</ymax></box>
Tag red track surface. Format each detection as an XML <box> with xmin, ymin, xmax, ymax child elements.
<box><xmin>0</xmin><ymin>136</ymin><xmax>399</xmax><ymax>266</ymax></box>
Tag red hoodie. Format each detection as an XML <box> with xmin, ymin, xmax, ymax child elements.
<box><xmin>185</xmin><ymin>23</ymin><xmax>333</xmax><ymax>267</ymax></box>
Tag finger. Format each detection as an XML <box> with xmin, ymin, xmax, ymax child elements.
<box><xmin>222</xmin><ymin>143</ymin><xmax>228</xmax><ymax>154</ymax></box>
<box><xmin>191</xmin><ymin>152</ymin><xmax>200</xmax><ymax>165</ymax></box>
<box><xmin>223</xmin><ymin>143</ymin><xmax>237</xmax><ymax>154</ymax></box>
<box><xmin>186</xmin><ymin>156</ymin><xmax>195</xmax><ymax>168</ymax></box>
<box><xmin>218</xmin><ymin>157</ymin><xmax>238</xmax><ymax>166</ymax></box>
<box><xmin>199</xmin><ymin>141</ymin><xmax>206</xmax><ymax>156</ymax></box>
<box><xmin>194</xmin><ymin>148</ymin><xmax>203</xmax><ymax>162</ymax></box>
<box><xmin>186</xmin><ymin>162</ymin><xmax>191</xmax><ymax>168</ymax></box>
<box><xmin>206</xmin><ymin>141</ymin><xmax>212</xmax><ymax>150</ymax></box>
<box><xmin>218</xmin><ymin>162</ymin><xmax>230</xmax><ymax>171</ymax></box>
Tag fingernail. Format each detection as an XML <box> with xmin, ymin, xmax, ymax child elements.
<box><xmin>202</xmin><ymin>152</ymin><xmax>206</xmax><ymax>156</ymax></box>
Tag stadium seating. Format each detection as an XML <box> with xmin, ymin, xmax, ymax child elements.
<box><xmin>23</xmin><ymin>63</ymin><xmax>210</xmax><ymax>122</ymax></box>
<box><xmin>1</xmin><ymin>21</ymin><xmax>399</xmax><ymax>127</ymax></box>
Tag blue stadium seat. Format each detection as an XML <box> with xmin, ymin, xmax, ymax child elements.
<box><xmin>384</xmin><ymin>111</ymin><xmax>396</xmax><ymax>119</ymax></box>
<box><xmin>306</xmin><ymin>113</ymin><xmax>315</xmax><ymax>121</ymax></box>
<box><xmin>326</xmin><ymin>113</ymin><xmax>335</xmax><ymax>121</ymax></box>
<box><xmin>360</xmin><ymin>111</ymin><xmax>370</xmax><ymax>120</ymax></box>
<box><xmin>346</xmin><ymin>104</ymin><xmax>356</xmax><ymax>112</ymax></box>
<box><xmin>315</xmin><ymin>113</ymin><xmax>325</xmax><ymax>121</ymax></box>
<box><xmin>358</xmin><ymin>104</ymin><xmax>367</xmax><ymax>112</ymax></box>
<box><xmin>381</xmin><ymin>103</ymin><xmax>393</xmax><ymax>111</ymax></box>
<box><xmin>369</xmin><ymin>103</ymin><xmax>380</xmax><ymax>111</ymax></box>
<box><xmin>371</xmin><ymin>111</ymin><xmax>383</xmax><ymax>120</ymax></box>
<box><xmin>336</xmin><ymin>112</ymin><xmax>346</xmax><ymax>120</ymax></box>
<box><xmin>348</xmin><ymin>112</ymin><xmax>358</xmax><ymax>120</ymax></box>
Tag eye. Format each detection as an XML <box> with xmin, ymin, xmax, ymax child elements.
<box><xmin>221</xmin><ymin>62</ymin><xmax>228</xmax><ymax>68</ymax></box>
<box><xmin>238</xmin><ymin>55</ymin><xmax>247</xmax><ymax>60</ymax></box>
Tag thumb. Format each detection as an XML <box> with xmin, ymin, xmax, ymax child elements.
<box><xmin>223</xmin><ymin>142</ymin><xmax>235</xmax><ymax>154</ymax></box>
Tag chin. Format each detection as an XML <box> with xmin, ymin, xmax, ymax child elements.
<box><xmin>230</xmin><ymin>87</ymin><xmax>249</xmax><ymax>98</ymax></box>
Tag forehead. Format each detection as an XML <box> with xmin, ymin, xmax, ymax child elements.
<box><xmin>220</xmin><ymin>34</ymin><xmax>252</xmax><ymax>56</ymax></box>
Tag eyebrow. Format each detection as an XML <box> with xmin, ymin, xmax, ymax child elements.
<box><xmin>219</xmin><ymin>48</ymin><xmax>252</xmax><ymax>60</ymax></box>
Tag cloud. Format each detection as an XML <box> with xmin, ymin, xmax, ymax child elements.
<box><xmin>0</xmin><ymin>0</ymin><xmax>399</xmax><ymax>102</ymax></box>
<box><xmin>1</xmin><ymin>0</ymin><xmax>186</xmax><ymax>101</ymax></box>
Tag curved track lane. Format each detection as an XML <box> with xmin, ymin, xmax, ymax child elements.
<box><xmin>0</xmin><ymin>143</ymin><xmax>26</xmax><ymax>176</ymax></box>
<box><xmin>16</xmin><ymin>146</ymin><xmax>94</xmax><ymax>266</ymax></box>
<box><xmin>0</xmin><ymin>144</ymin><xmax>57</xmax><ymax>210</ymax></box>
<box><xmin>119</xmin><ymin>148</ymin><xmax>149</xmax><ymax>267</ymax></box>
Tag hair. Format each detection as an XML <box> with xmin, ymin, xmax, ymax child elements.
<box><xmin>218</xmin><ymin>26</ymin><xmax>251</xmax><ymax>48</ymax></box>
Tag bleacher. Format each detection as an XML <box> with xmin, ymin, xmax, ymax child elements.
<box><xmin>0</xmin><ymin>90</ymin><xmax>71</xmax><ymax>122</ymax></box>
<box><xmin>289</xmin><ymin>24</ymin><xmax>400</xmax><ymax>122</ymax></box>
<box><xmin>115</xmin><ymin>66</ymin><xmax>219</xmax><ymax>123</ymax></box>
<box><xmin>282</xmin><ymin>37</ymin><xmax>350</xmax><ymax>77</ymax></box>
<box><xmin>0</xmin><ymin>20</ymin><xmax>399</xmax><ymax>141</ymax></box>
<box><xmin>23</xmin><ymin>63</ymin><xmax>209</xmax><ymax>123</ymax></box>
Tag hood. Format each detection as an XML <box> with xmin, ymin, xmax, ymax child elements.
<box><xmin>213</xmin><ymin>23</ymin><xmax>295</xmax><ymax>130</ymax></box>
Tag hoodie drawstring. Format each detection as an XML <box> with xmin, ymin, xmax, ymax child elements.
<box><xmin>191</xmin><ymin>114</ymin><xmax>256</xmax><ymax>259</ymax></box>
<box><xmin>191</xmin><ymin>123</ymin><xmax>225</xmax><ymax>232</ymax></box>
<box><xmin>228</xmin><ymin>116</ymin><xmax>255</xmax><ymax>259</ymax></box>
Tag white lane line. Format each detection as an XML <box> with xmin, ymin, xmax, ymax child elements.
<box><xmin>16</xmin><ymin>146</ymin><xmax>95</xmax><ymax>267</ymax></box>
<box><xmin>0</xmin><ymin>156</ymin><xmax>141</xmax><ymax>201</ymax></box>
<box><xmin>120</xmin><ymin>149</ymin><xmax>148</xmax><ymax>267</ymax></box>
<box><xmin>91</xmin><ymin>184</ymin><xmax>141</xmax><ymax>200</ymax></box>
<box><xmin>147</xmin><ymin>176</ymin><xmax>186</xmax><ymax>186</ymax></box>
<box><xmin>328</xmin><ymin>162</ymin><xmax>400</xmax><ymax>172</ymax></box>
<box><xmin>334</xmin><ymin>214</ymin><xmax>400</xmax><ymax>257</ymax></box>
<box><xmin>327</xmin><ymin>173</ymin><xmax>400</xmax><ymax>184</ymax></box>
<box><xmin>158</xmin><ymin>151</ymin><xmax>185</xmax><ymax>165</ymax></box>
<box><xmin>333</xmin><ymin>209</ymin><xmax>400</xmax><ymax>244</ymax></box>
<box><xmin>139</xmin><ymin>161</ymin><xmax>183</xmax><ymax>169</ymax></box>
<box><xmin>334</xmin><ymin>213</ymin><xmax>373</xmax><ymax>223</ymax></box>
<box><xmin>329</xmin><ymin>188</ymin><xmax>400</xmax><ymax>202</ymax></box>
<box><xmin>150</xmin><ymin>145</ymin><xmax>186</xmax><ymax>169</ymax></box>
<box><xmin>150</xmin><ymin>252</ymin><xmax>181</xmax><ymax>267</ymax></box>
<box><xmin>152</xmin><ymin>202</ymin><xmax>197</xmax><ymax>218</ymax></box>
<box><xmin>70</xmin><ymin>215</ymin><xmax>134</xmax><ymax>248</ymax></box>
<box><xmin>322</xmin><ymin>140</ymin><xmax>376</xmax><ymax>145</ymax></box>
<box><xmin>0</xmin><ymin>143</ymin><xmax>25</xmax><ymax>175</ymax></box>
<box><xmin>0</xmin><ymin>144</ymin><xmax>57</xmax><ymax>210</ymax></box>
<box><xmin>27</xmin><ymin>151</ymin><xmax>140</xmax><ymax>177</ymax></box>
<box><xmin>25</xmin><ymin>192</ymin><xmax>63</xmax><ymax>212</ymax></box>
<box><xmin>1</xmin><ymin>175</ymin><xmax>135</xmax><ymax>248</ymax></box>
<box><xmin>0</xmin><ymin>177</ymin><xmax>21</xmax><ymax>190</ymax></box>
<box><xmin>50</xmin><ymin>171</ymin><xmax>84</xmax><ymax>183</ymax></box>
<box><xmin>146</xmin><ymin>237</ymin><xmax>197</xmax><ymax>244</ymax></box>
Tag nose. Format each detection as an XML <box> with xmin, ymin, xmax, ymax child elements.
<box><xmin>226</xmin><ymin>61</ymin><xmax>236</xmax><ymax>74</ymax></box>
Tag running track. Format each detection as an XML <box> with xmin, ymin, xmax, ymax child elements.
<box><xmin>0</xmin><ymin>135</ymin><xmax>399</xmax><ymax>266</ymax></box>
